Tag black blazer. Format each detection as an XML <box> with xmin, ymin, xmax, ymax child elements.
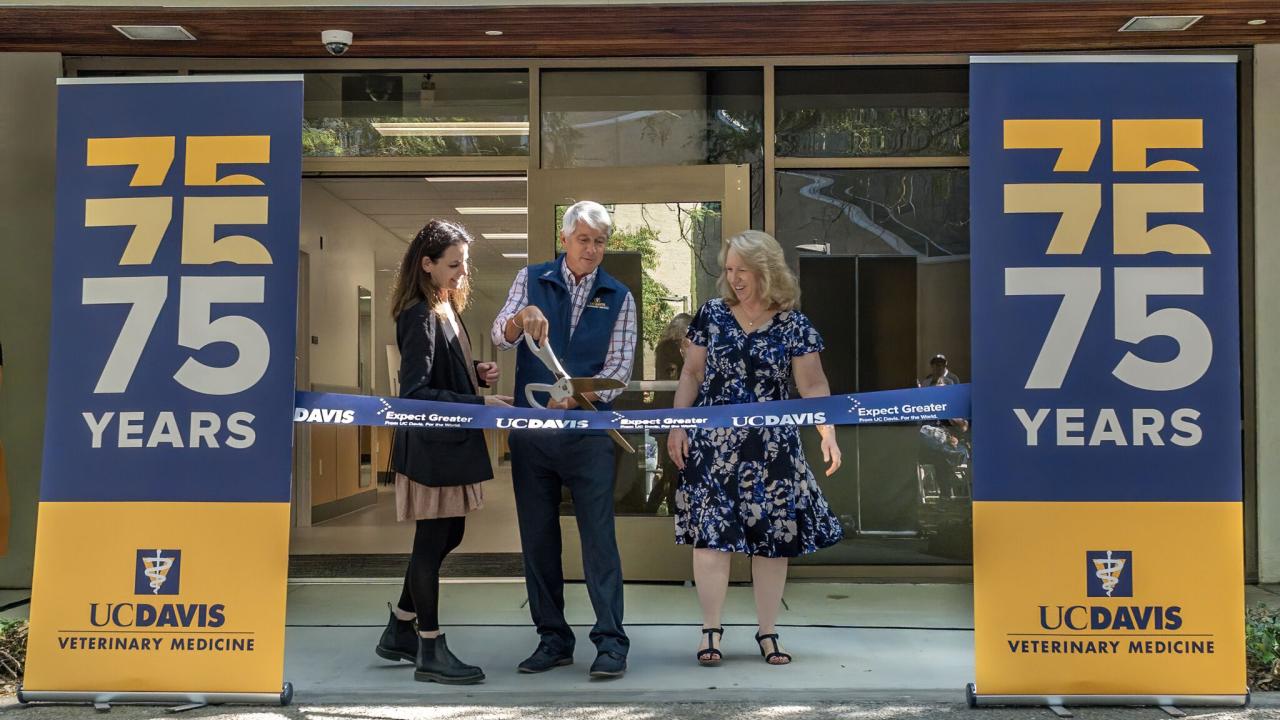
<box><xmin>391</xmin><ymin>300</ymin><xmax>494</xmax><ymax>487</ymax></box>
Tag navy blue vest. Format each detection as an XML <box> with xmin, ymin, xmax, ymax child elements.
<box><xmin>514</xmin><ymin>257</ymin><xmax>628</xmax><ymax>411</ymax></box>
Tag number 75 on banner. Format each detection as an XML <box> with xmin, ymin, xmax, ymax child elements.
<box><xmin>84</xmin><ymin>135</ymin><xmax>275</xmax><ymax>266</ymax></box>
<box><xmin>1001</xmin><ymin>118</ymin><xmax>1216</xmax><ymax>393</ymax></box>
<box><xmin>81</xmin><ymin>135</ymin><xmax>277</xmax><ymax>397</ymax></box>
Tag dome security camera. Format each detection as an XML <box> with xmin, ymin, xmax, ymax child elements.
<box><xmin>321</xmin><ymin>29</ymin><xmax>353</xmax><ymax>56</ymax></box>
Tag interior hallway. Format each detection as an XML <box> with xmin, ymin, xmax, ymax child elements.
<box><xmin>290</xmin><ymin>466</ymin><xmax>521</xmax><ymax>556</ymax></box>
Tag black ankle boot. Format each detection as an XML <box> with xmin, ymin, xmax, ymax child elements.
<box><xmin>414</xmin><ymin>633</ymin><xmax>485</xmax><ymax>685</ymax></box>
<box><xmin>374</xmin><ymin>603</ymin><xmax>418</xmax><ymax>663</ymax></box>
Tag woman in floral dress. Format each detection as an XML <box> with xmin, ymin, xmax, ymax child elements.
<box><xmin>668</xmin><ymin>230</ymin><xmax>844</xmax><ymax>667</ymax></box>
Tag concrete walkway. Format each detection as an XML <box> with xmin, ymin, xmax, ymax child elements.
<box><xmin>282</xmin><ymin>580</ymin><xmax>975</xmax><ymax>703</ymax></box>
<box><xmin>4</xmin><ymin>582</ymin><xmax>1280</xmax><ymax>717</ymax></box>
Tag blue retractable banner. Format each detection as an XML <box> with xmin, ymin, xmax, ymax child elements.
<box><xmin>969</xmin><ymin>56</ymin><xmax>1245</xmax><ymax>703</ymax></box>
<box><xmin>23</xmin><ymin>76</ymin><xmax>302</xmax><ymax>703</ymax></box>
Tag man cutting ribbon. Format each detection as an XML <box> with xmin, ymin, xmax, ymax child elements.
<box><xmin>491</xmin><ymin>200</ymin><xmax>637</xmax><ymax>679</ymax></box>
<box><xmin>518</xmin><ymin>333</ymin><xmax>633</xmax><ymax>452</ymax></box>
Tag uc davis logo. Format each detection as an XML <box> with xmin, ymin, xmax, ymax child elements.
<box><xmin>1086</xmin><ymin>550</ymin><xmax>1132</xmax><ymax>598</ymax></box>
<box><xmin>135</xmin><ymin>549</ymin><xmax>182</xmax><ymax>595</ymax></box>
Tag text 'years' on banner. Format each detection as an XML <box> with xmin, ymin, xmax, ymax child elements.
<box><xmin>969</xmin><ymin>55</ymin><xmax>1245</xmax><ymax>706</ymax></box>
<box><xmin>21</xmin><ymin>76</ymin><xmax>302</xmax><ymax>706</ymax></box>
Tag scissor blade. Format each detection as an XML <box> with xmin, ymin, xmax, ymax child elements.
<box><xmin>573</xmin><ymin>393</ymin><xmax>636</xmax><ymax>454</ymax></box>
<box><xmin>569</xmin><ymin>378</ymin><xmax>627</xmax><ymax>394</ymax></box>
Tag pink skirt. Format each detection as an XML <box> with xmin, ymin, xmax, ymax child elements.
<box><xmin>395</xmin><ymin>473</ymin><xmax>484</xmax><ymax>521</ymax></box>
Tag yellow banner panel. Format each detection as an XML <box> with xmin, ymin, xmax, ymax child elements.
<box><xmin>974</xmin><ymin>501</ymin><xmax>1244</xmax><ymax>697</ymax></box>
<box><xmin>23</xmin><ymin>502</ymin><xmax>289</xmax><ymax>694</ymax></box>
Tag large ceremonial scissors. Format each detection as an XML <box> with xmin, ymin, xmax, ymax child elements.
<box><xmin>521</xmin><ymin>334</ymin><xmax>635</xmax><ymax>454</ymax></box>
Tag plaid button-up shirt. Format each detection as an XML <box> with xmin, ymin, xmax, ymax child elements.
<box><xmin>491</xmin><ymin>262</ymin><xmax>637</xmax><ymax>403</ymax></box>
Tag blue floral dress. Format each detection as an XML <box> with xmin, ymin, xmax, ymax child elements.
<box><xmin>674</xmin><ymin>298</ymin><xmax>845</xmax><ymax>558</ymax></box>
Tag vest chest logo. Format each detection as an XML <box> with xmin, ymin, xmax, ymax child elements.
<box><xmin>586</xmin><ymin>298</ymin><xmax>610</xmax><ymax>310</ymax></box>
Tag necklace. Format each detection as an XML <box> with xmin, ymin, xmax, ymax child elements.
<box><xmin>737</xmin><ymin>304</ymin><xmax>772</xmax><ymax>329</ymax></box>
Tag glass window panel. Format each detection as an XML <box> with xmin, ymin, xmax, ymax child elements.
<box><xmin>776</xmin><ymin>66</ymin><xmax>968</xmax><ymax>158</ymax></box>
<box><xmin>541</xmin><ymin>69</ymin><xmax>764</xmax><ymax>229</ymax></box>
<box><xmin>776</xmin><ymin>168</ymin><xmax>969</xmax><ymax>262</ymax></box>
<box><xmin>777</xmin><ymin>168</ymin><xmax>972</xmax><ymax>565</ymax></box>
<box><xmin>302</xmin><ymin>71</ymin><xmax>529</xmax><ymax>157</ymax></box>
<box><xmin>791</xmin><ymin>424</ymin><xmax>973</xmax><ymax>566</ymax></box>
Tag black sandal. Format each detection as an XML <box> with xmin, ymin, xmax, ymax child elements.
<box><xmin>696</xmin><ymin>627</ymin><xmax>724</xmax><ymax>666</ymax></box>
<box><xmin>755</xmin><ymin>631</ymin><xmax>792</xmax><ymax>665</ymax></box>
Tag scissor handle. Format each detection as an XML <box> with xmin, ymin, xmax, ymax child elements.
<box><xmin>524</xmin><ymin>382</ymin><xmax>555</xmax><ymax>409</ymax></box>
<box><xmin>522</xmin><ymin>333</ymin><xmax>569</xmax><ymax>378</ymax></box>
<box><xmin>521</xmin><ymin>333</ymin><xmax>540</xmax><ymax>352</ymax></box>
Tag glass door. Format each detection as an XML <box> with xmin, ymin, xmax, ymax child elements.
<box><xmin>527</xmin><ymin>164</ymin><xmax>751</xmax><ymax>581</ymax></box>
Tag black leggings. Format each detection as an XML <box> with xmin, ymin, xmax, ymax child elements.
<box><xmin>396</xmin><ymin>516</ymin><xmax>465</xmax><ymax>632</ymax></box>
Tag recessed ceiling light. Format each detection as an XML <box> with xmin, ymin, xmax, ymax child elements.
<box><xmin>483</xmin><ymin>233</ymin><xmax>528</xmax><ymax>240</ymax></box>
<box><xmin>1119</xmin><ymin>15</ymin><xmax>1203</xmax><ymax>32</ymax></box>
<box><xmin>112</xmin><ymin>25</ymin><xmax>197</xmax><ymax>41</ymax></box>
<box><xmin>456</xmin><ymin>207</ymin><xmax>527</xmax><ymax>215</ymax></box>
<box><xmin>425</xmin><ymin>176</ymin><xmax>526</xmax><ymax>183</ymax></box>
<box><xmin>1248</xmin><ymin>19</ymin><xmax>1267</xmax><ymax>25</ymax></box>
<box><xmin>485</xmin><ymin>30</ymin><xmax>504</xmax><ymax>36</ymax></box>
<box><xmin>502</xmin><ymin>253</ymin><xmax>529</xmax><ymax>259</ymax></box>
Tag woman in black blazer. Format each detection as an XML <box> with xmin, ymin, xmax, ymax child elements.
<box><xmin>375</xmin><ymin>220</ymin><xmax>511</xmax><ymax>685</ymax></box>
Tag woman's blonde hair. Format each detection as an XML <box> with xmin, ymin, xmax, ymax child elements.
<box><xmin>716</xmin><ymin>230</ymin><xmax>800</xmax><ymax>311</ymax></box>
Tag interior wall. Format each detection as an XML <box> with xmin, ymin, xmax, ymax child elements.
<box><xmin>369</xmin><ymin>231</ymin><xmax>515</xmax><ymax>400</ymax></box>
<box><xmin>308</xmin><ymin>424</ymin><xmax>363</xmax><ymax>509</ymax></box>
<box><xmin>461</xmin><ymin>285</ymin><xmax>509</xmax><ymax>395</ymax></box>
<box><xmin>299</xmin><ymin>181</ymin><xmax>382</xmax><ymax>390</ymax></box>
<box><xmin>373</xmin><ymin>269</ymin><xmax>397</xmax><ymax>397</ymax></box>
<box><xmin>0</xmin><ymin>53</ymin><xmax>60</xmax><ymax>588</ymax></box>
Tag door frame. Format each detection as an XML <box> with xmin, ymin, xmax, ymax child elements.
<box><xmin>527</xmin><ymin>163</ymin><xmax>751</xmax><ymax>581</ymax></box>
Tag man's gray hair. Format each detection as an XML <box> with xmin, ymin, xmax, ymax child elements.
<box><xmin>560</xmin><ymin>200</ymin><xmax>613</xmax><ymax>238</ymax></box>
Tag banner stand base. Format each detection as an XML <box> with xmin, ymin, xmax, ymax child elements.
<box><xmin>965</xmin><ymin>684</ymin><xmax>1249</xmax><ymax>709</ymax></box>
<box><xmin>16</xmin><ymin>682</ymin><xmax>294</xmax><ymax>708</ymax></box>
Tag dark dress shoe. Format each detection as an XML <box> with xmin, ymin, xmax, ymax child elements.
<box><xmin>373</xmin><ymin>604</ymin><xmax>417</xmax><ymax>663</ymax></box>
<box><xmin>414</xmin><ymin>634</ymin><xmax>484</xmax><ymax>685</ymax></box>
<box><xmin>589</xmin><ymin>650</ymin><xmax>627</xmax><ymax>678</ymax></box>
<box><xmin>517</xmin><ymin>644</ymin><xmax>574</xmax><ymax>673</ymax></box>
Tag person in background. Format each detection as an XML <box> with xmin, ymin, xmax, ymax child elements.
<box><xmin>667</xmin><ymin>230</ymin><xmax>844</xmax><ymax>667</ymax></box>
<box><xmin>918</xmin><ymin>355</ymin><xmax>966</xmax><ymax>497</ymax></box>
<box><xmin>376</xmin><ymin>220</ymin><xmax>511</xmax><ymax>685</ymax></box>
<box><xmin>920</xmin><ymin>353</ymin><xmax>959</xmax><ymax>387</ymax></box>
<box><xmin>654</xmin><ymin>313</ymin><xmax>694</xmax><ymax>381</ymax></box>
<box><xmin>646</xmin><ymin>313</ymin><xmax>695</xmax><ymax>514</ymax></box>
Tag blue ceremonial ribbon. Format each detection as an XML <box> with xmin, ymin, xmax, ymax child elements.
<box><xmin>294</xmin><ymin>384</ymin><xmax>970</xmax><ymax>430</ymax></box>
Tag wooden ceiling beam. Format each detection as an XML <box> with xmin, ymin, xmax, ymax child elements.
<box><xmin>0</xmin><ymin>2</ymin><xmax>1275</xmax><ymax>58</ymax></box>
